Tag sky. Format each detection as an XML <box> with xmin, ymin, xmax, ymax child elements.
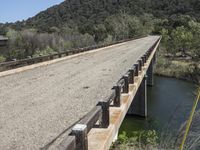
<box><xmin>0</xmin><ymin>0</ymin><xmax>64</xmax><ymax>23</ymax></box>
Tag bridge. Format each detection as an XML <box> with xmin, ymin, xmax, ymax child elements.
<box><xmin>0</xmin><ymin>36</ymin><xmax>161</xmax><ymax>150</ymax></box>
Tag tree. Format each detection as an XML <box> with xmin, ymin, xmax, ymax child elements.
<box><xmin>49</xmin><ymin>26</ymin><xmax>60</xmax><ymax>33</ymax></box>
<box><xmin>170</xmin><ymin>26</ymin><xmax>193</xmax><ymax>55</ymax></box>
<box><xmin>188</xmin><ymin>21</ymin><xmax>200</xmax><ymax>57</ymax></box>
<box><xmin>94</xmin><ymin>24</ymin><xmax>107</xmax><ymax>42</ymax></box>
<box><xmin>6</xmin><ymin>28</ymin><xmax>25</xmax><ymax>59</ymax></box>
<box><xmin>168</xmin><ymin>14</ymin><xmax>196</xmax><ymax>28</ymax></box>
<box><xmin>139</xmin><ymin>13</ymin><xmax>155</xmax><ymax>35</ymax></box>
<box><xmin>160</xmin><ymin>28</ymin><xmax>170</xmax><ymax>53</ymax></box>
<box><xmin>105</xmin><ymin>13</ymin><xmax>143</xmax><ymax>40</ymax></box>
<box><xmin>124</xmin><ymin>15</ymin><xmax>142</xmax><ymax>37</ymax></box>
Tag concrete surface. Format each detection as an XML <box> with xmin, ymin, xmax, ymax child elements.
<box><xmin>88</xmin><ymin>37</ymin><xmax>160</xmax><ymax>150</ymax></box>
<box><xmin>0</xmin><ymin>36</ymin><xmax>160</xmax><ymax>150</ymax></box>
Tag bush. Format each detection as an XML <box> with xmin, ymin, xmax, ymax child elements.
<box><xmin>118</xmin><ymin>131</ymin><xmax>129</xmax><ymax>143</ymax></box>
<box><xmin>63</xmin><ymin>41</ymin><xmax>73</xmax><ymax>50</ymax></box>
<box><xmin>103</xmin><ymin>34</ymin><xmax>113</xmax><ymax>45</ymax></box>
<box><xmin>0</xmin><ymin>55</ymin><xmax>6</xmax><ymax>62</ymax></box>
<box><xmin>111</xmin><ymin>130</ymin><xmax>158</xmax><ymax>150</ymax></box>
<box><xmin>33</xmin><ymin>46</ymin><xmax>55</xmax><ymax>57</ymax></box>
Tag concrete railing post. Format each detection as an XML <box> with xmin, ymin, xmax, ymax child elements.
<box><xmin>142</xmin><ymin>55</ymin><xmax>147</xmax><ymax>64</ymax></box>
<box><xmin>113</xmin><ymin>85</ymin><xmax>121</xmax><ymax>107</ymax></box>
<box><xmin>71</xmin><ymin>124</ymin><xmax>88</xmax><ymax>150</ymax></box>
<box><xmin>129</xmin><ymin>68</ymin><xmax>135</xmax><ymax>84</ymax></box>
<box><xmin>98</xmin><ymin>101</ymin><xmax>110</xmax><ymax>128</ymax></box>
<box><xmin>147</xmin><ymin>60</ymin><xmax>154</xmax><ymax>86</ymax></box>
<box><xmin>123</xmin><ymin>75</ymin><xmax>129</xmax><ymax>93</ymax></box>
<box><xmin>140</xmin><ymin>58</ymin><xmax>144</xmax><ymax>66</ymax></box>
<box><xmin>134</xmin><ymin>64</ymin><xmax>139</xmax><ymax>76</ymax></box>
<box><xmin>146</xmin><ymin>51</ymin><xmax>150</xmax><ymax>59</ymax></box>
<box><xmin>143</xmin><ymin>75</ymin><xmax>148</xmax><ymax>117</ymax></box>
<box><xmin>138</xmin><ymin>59</ymin><xmax>142</xmax><ymax>71</ymax></box>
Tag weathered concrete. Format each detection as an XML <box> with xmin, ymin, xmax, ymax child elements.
<box><xmin>127</xmin><ymin>75</ymin><xmax>147</xmax><ymax>117</ymax></box>
<box><xmin>147</xmin><ymin>60</ymin><xmax>154</xmax><ymax>86</ymax></box>
<box><xmin>0</xmin><ymin>36</ymin><xmax>160</xmax><ymax>150</ymax></box>
<box><xmin>88</xmin><ymin>37</ymin><xmax>160</xmax><ymax>150</ymax></box>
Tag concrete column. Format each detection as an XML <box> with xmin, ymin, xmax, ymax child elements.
<box><xmin>127</xmin><ymin>76</ymin><xmax>147</xmax><ymax>117</ymax></box>
<box><xmin>147</xmin><ymin>60</ymin><xmax>154</xmax><ymax>86</ymax></box>
<box><xmin>71</xmin><ymin>124</ymin><xmax>88</xmax><ymax>150</ymax></box>
<box><xmin>153</xmin><ymin>51</ymin><xmax>157</xmax><ymax>64</ymax></box>
<box><xmin>113</xmin><ymin>130</ymin><xmax>119</xmax><ymax>142</ymax></box>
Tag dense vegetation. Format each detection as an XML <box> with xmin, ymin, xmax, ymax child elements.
<box><xmin>0</xmin><ymin>0</ymin><xmax>200</xmax><ymax>67</ymax></box>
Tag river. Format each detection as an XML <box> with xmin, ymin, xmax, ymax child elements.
<box><xmin>119</xmin><ymin>76</ymin><xmax>198</xmax><ymax>141</ymax></box>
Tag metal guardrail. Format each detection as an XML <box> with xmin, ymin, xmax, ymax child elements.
<box><xmin>0</xmin><ymin>36</ymin><xmax>147</xmax><ymax>72</ymax></box>
<box><xmin>54</xmin><ymin>37</ymin><xmax>161</xmax><ymax>150</ymax></box>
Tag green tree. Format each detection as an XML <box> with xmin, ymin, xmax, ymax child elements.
<box><xmin>170</xmin><ymin>26</ymin><xmax>193</xmax><ymax>55</ymax></box>
<box><xmin>105</xmin><ymin>13</ymin><xmax>143</xmax><ymax>40</ymax></box>
<box><xmin>94</xmin><ymin>24</ymin><xmax>107</xmax><ymax>42</ymax></box>
<box><xmin>188</xmin><ymin>21</ymin><xmax>200</xmax><ymax>57</ymax></box>
<box><xmin>49</xmin><ymin>26</ymin><xmax>60</xmax><ymax>33</ymax></box>
<box><xmin>105</xmin><ymin>14</ymin><xmax>129</xmax><ymax>40</ymax></box>
<box><xmin>139</xmin><ymin>13</ymin><xmax>155</xmax><ymax>35</ymax></box>
<box><xmin>6</xmin><ymin>28</ymin><xmax>25</xmax><ymax>59</ymax></box>
<box><xmin>160</xmin><ymin>28</ymin><xmax>170</xmax><ymax>53</ymax></box>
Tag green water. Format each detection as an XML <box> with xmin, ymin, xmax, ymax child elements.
<box><xmin>119</xmin><ymin>76</ymin><xmax>197</xmax><ymax>137</ymax></box>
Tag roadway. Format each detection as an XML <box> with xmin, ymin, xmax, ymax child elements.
<box><xmin>0</xmin><ymin>36</ymin><xmax>160</xmax><ymax>149</ymax></box>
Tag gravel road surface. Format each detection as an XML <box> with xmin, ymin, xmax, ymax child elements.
<box><xmin>0</xmin><ymin>36</ymin><xmax>160</xmax><ymax>149</ymax></box>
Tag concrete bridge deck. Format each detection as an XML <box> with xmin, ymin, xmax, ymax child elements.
<box><xmin>0</xmin><ymin>36</ymin><xmax>160</xmax><ymax>150</ymax></box>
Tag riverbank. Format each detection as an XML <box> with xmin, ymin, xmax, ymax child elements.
<box><xmin>111</xmin><ymin>121</ymin><xmax>199</xmax><ymax>150</ymax></box>
<box><xmin>154</xmin><ymin>48</ymin><xmax>200</xmax><ymax>84</ymax></box>
<box><xmin>110</xmin><ymin>70</ymin><xmax>198</xmax><ymax>150</ymax></box>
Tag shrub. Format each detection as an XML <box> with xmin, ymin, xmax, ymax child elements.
<box><xmin>0</xmin><ymin>55</ymin><xmax>6</xmax><ymax>62</ymax></box>
<box><xmin>33</xmin><ymin>46</ymin><xmax>55</xmax><ymax>57</ymax></box>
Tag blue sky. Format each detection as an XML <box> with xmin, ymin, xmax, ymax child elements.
<box><xmin>0</xmin><ymin>0</ymin><xmax>64</xmax><ymax>23</ymax></box>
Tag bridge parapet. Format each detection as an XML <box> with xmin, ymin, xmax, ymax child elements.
<box><xmin>54</xmin><ymin>37</ymin><xmax>161</xmax><ymax>150</ymax></box>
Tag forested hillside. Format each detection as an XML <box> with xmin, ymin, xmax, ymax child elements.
<box><xmin>7</xmin><ymin>0</ymin><xmax>200</xmax><ymax>32</ymax></box>
<box><xmin>0</xmin><ymin>0</ymin><xmax>200</xmax><ymax>62</ymax></box>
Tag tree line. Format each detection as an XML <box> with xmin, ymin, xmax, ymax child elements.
<box><xmin>0</xmin><ymin>0</ymin><xmax>200</xmax><ymax>62</ymax></box>
<box><xmin>0</xmin><ymin>13</ymin><xmax>155</xmax><ymax>61</ymax></box>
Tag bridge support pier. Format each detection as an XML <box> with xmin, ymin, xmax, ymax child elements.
<box><xmin>127</xmin><ymin>75</ymin><xmax>147</xmax><ymax>117</ymax></box>
<box><xmin>147</xmin><ymin>60</ymin><xmax>154</xmax><ymax>86</ymax></box>
<box><xmin>113</xmin><ymin>130</ymin><xmax>119</xmax><ymax>142</ymax></box>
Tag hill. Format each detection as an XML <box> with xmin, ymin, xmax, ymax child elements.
<box><xmin>4</xmin><ymin>0</ymin><xmax>200</xmax><ymax>33</ymax></box>
<box><xmin>0</xmin><ymin>0</ymin><xmax>200</xmax><ymax>62</ymax></box>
